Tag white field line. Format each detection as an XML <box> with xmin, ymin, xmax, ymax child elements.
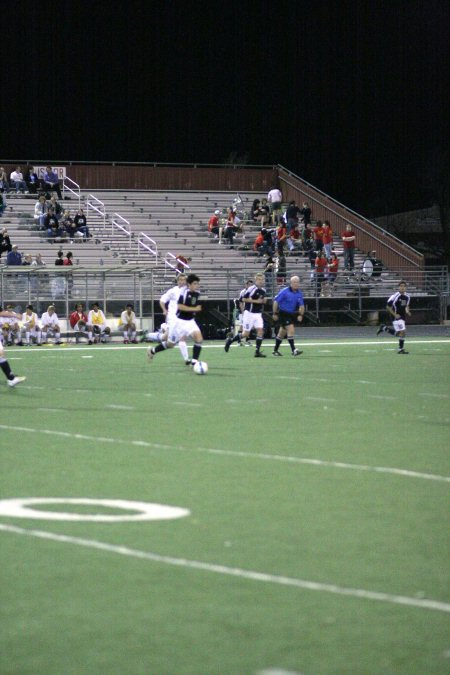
<box><xmin>5</xmin><ymin>339</ymin><xmax>450</xmax><ymax>354</ymax></box>
<box><xmin>0</xmin><ymin>424</ymin><xmax>448</xmax><ymax>484</ymax></box>
<box><xmin>0</xmin><ymin>523</ymin><xmax>449</xmax><ymax>614</ymax></box>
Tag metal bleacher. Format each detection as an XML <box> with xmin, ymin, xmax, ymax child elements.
<box><xmin>1</xmin><ymin>189</ymin><xmax>441</xmax><ymax>305</ymax></box>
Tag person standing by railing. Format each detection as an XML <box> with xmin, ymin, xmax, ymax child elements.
<box><xmin>342</xmin><ymin>222</ymin><xmax>356</xmax><ymax>271</ymax></box>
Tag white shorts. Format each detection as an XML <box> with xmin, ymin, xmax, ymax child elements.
<box><xmin>242</xmin><ymin>310</ymin><xmax>263</xmax><ymax>332</ymax></box>
<box><xmin>168</xmin><ymin>317</ymin><xmax>200</xmax><ymax>344</ymax></box>
<box><xmin>42</xmin><ymin>323</ymin><xmax>60</xmax><ymax>333</ymax></box>
<box><xmin>393</xmin><ymin>319</ymin><xmax>406</xmax><ymax>332</ymax></box>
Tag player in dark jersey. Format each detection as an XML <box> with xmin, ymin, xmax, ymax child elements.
<box><xmin>147</xmin><ymin>274</ymin><xmax>204</xmax><ymax>365</ymax></box>
<box><xmin>376</xmin><ymin>281</ymin><xmax>411</xmax><ymax>353</ymax></box>
<box><xmin>240</xmin><ymin>272</ymin><xmax>268</xmax><ymax>357</ymax></box>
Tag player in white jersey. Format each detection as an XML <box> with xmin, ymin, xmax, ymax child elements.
<box><xmin>224</xmin><ymin>279</ymin><xmax>254</xmax><ymax>351</ymax></box>
<box><xmin>0</xmin><ymin>309</ymin><xmax>26</xmax><ymax>386</ymax></box>
<box><xmin>40</xmin><ymin>305</ymin><xmax>62</xmax><ymax>344</ymax></box>
<box><xmin>119</xmin><ymin>304</ymin><xmax>138</xmax><ymax>344</ymax></box>
<box><xmin>142</xmin><ymin>322</ymin><xmax>168</xmax><ymax>343</ymax></box>
<box><xmin>19</xmin><ymin>304</ymin><xmax>41</xmax><ymax>346</ymax></box>
<box><xmin>158</xmin><ymin>274</ymin><xmax>190</xmax><ymax>363</ymax></box>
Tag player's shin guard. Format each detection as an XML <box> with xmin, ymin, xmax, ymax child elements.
<box><xmin>274</xmin><ymin>337</ymin><xmax>282</xmax><ymax>351</ymax></box>
<box><xmin>154</xmin><ymin>342</ymin><xmax>167</xmax><ymax>353</ymax></box>
<box><xmin>192</xmin><ymin>343</ymin><xmax>202</xmax><ymax>361</ymax></box>
<box><xmin>288</xmin><ymin>337</ymin><xmax>295</xmax><ymax>353</ymax></box>
<box><xmin>178</xmin><ymin>341</ymin><xmax>189</xmax><ymax>361</ymax></box>
<box><xmin>255</xmin><ymin>337</ymin><xmax>263</xmax><ymax>353</ymax></box>
<box><xmin>399</xmin><ymin>338</ymin><xmax>405</xmax><ymax>350</ymax></box>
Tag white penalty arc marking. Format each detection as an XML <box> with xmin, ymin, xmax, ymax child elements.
<box><xmin>0</xmin><ymin>424</ymin><xmax>449</xmax><ymax>484</ymax></box>
<box><xmin>0</xmin><ymin>498</ymin><xmax>190</xmax><ymax>522</ymax></box>
<box><xmin>0</xmin><ymin>523</ymin><xmax>449</xmax><ymax>614</ymax></box>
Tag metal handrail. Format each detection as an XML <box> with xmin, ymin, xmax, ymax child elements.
<box><xmin>137</xmin><ymin>233</ymin><xmax>158</xmax><ymax>263</ymax></box>
<box><xmin>0</xmin><ymin>158</ymin><xmax>275</xmax><ymax>169</ymax></box>
<box><xmin>111</xmin><ymin>213</ymin><xmax>132</xmax><ymax>247</ymax></box>
<box><xmin>86</xmin><ymin>194</ymin><xmax>106</xmax><ymax>228</ymax></box>
<box><xmin>62</xmin><ymin>176</ymin><xmax>81</xmax><ymax>209</ymax></box>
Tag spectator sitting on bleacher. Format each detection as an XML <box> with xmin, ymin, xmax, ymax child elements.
<box><xmin>251</xmin><ymin>199</ymin><xmax>263</xmax><ymax>222</ymax></box>
<box><xmin>45</xmin><ymin>208</ymin><xmax>66</xmax><ymax>242</ymax></box>
<box><xmin>61</xmin><ymin>210</ymin><xmax>77</xmax><ymax>241</ymax></box>
<box><xmin>10</xmin><ymin>166</ymin><xmax>27</xmax><ymax>194</ymax></box>
<box><xmin>327</xmin><ymin>252</ymin><xmax>339</xmax><ymax>284</ymax></box>
<box><xmin>0</xmin><ymin>167</ymin><xmax>10</xmax><ymax>193</ymax></box>
<box><xmin>25</xmin><ymin>166</ymin><xmax>40</xmax><ymax>194</ymax></box>
<box><xmin>0</xmin><ymin>228</ymin><xmax>12</xmax><ymax>258</ymax></box>
<box><xmin>6</xmin><ymin>244</ymin><xmax>22</xmax><ymax>265</ymax></box>
<box><xmin>31</xmin><ymin>252</ymin><xmax>46</xmax><ymax>267</ymax></box>
<box><xmin>0</xmin><ymin>193</ymin><xmax>5</xmax><ymax>218</ymax></box>
<box><xmin>208</xmin><ymin>209</ymin><xmax>222</xmax><ymax>240</ymax></box>
<box><xmin>48</xmin><ymin>195</ymin><xmax>63</xmax><ymax>220</ymax></box>
<box><xmin>22</xmin><ymin>253</ymin><xmax>33</xmax><ymax>266</ymax></box>
<box><xmin>34</xmin><ymin>195</ymin><xmax>48</xmax><ymax>228</ymax></box>
<box><xmin>287</xmin><ymin>224</ymin><xmax>302</xmax><ymax>254</ymax></box>
<box><xmin>54</xmin><ymin>250</ymin><xmax>64</xmax><ymax>265</ymax></box>
<box><xmin>253</xmin><ymin>231</ymin><xmax>264</xmax><ymax>255</ymax></box>
<box><xmin>74</xmin><ymin>209</ymin><xmax>91</xmax><ymax>239</ymax></box>
<box><xmin>43</xmin><ymin>166</ymin><xmax>62</xmax><ymax>200</ymax></box>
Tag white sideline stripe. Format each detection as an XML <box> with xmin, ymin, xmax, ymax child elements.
<box><xmin>6</xmin><ymin>338</ymin><xmax>450</xmax><ymax>354</ymax></box>
<box><xmin>0</xmin><ymin>424</ymin><xmax>449</xmax><ymax>484</ymax></box>
<box><xmin>0</xmin><ymin>523</ymin><xmax>449</xmax><ymax>614</ymax></box>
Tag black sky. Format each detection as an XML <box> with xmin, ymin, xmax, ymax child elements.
<box><xmin>3</xmin><ymin>0</ymin><xmax>449</xmax><ymax>216</ymax></box>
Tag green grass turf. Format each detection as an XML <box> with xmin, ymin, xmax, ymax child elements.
<box><xmin>1</xmin><ymin>337</ymin><xmax>449</xmax><ymax>674</ymax></box>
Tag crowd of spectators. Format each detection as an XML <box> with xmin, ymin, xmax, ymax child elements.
<box><xmin>206</xmin><ymin>188</ymin><xmax>362</xmax><ymax>296</ymax></box>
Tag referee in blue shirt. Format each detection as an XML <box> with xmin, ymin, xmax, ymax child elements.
<box><xmin>272</xmin><ymin>275</ymin><xmax>305</xmax><ymax>356</ymax></box>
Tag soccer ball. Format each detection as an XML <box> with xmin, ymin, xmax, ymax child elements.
<box><xmin>193</xmin><ymin>361</ymin><xmax>208</xmax><ymax>375</ymax></box>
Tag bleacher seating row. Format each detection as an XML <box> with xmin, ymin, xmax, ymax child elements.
<box><xmin>1</xmin><ymin>190</ymin><xmax>423</xmax><ymax>301</ymax></box>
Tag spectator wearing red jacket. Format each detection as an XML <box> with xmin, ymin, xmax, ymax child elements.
<box><xmin>342</xmin><ymin>223</ymin><xmax>356</xmax><ymax>270</ymax></box>
<box><xmin>327</xmin><ymin>252</ymin><xmax>339</xmax><ymax>284</ymax></box>
<box><xmin>313</xmin><ymin>220</ymin><xmax>324</xmax><ymax>251</ymax></box>
<box><xmin>208</xmin><ymin>210</ymin><xmax>222</xmax><ymax>240</ymax></box>
<box><xmin>314</xmin><ymin>250</ymin><xmax>328</xmax><ymax>290</ymax></box>
<box><xmin>69</xmin><ymin>303</ymin><xmax>88</xmax><ymax>343</ymax></box>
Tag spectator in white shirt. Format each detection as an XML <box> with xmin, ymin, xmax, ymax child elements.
<box><xmin>10</xmin><ymin>166</ymin><xmax>27</xmax><ymax>193</ymax></box>
<box><xmin>267</xmin><ymin>187</ymin><xmax>283</xmax><ymax>224</ymax></box>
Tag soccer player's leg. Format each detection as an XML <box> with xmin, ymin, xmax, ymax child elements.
<box><xmin>273</xmin><ymin>325</ymin><xmax>286</xmax><ymax>356</ymax></box>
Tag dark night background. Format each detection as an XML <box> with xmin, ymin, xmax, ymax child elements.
<box><xmin>2</xmin><ymin>0</ymin><xmax>449</xmax><ymax>219</ymax></box>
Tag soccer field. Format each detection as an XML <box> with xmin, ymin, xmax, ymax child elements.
<box><xmin>1</xmin><ymin>336</ymin><xmax>449</xmax><ymax>675</ymax></box>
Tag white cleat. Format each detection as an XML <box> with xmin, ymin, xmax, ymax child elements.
<box><xmin>147</xmin><ymin>347</ymin><xmax>155</xmax><ymax>362</ymax></box>
<box><xmin>8</xmin><ymin>376</ymin><xmax>26</xmax><ymax>387</ymax></box>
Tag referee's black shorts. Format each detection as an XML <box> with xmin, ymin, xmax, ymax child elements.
<box><xmin>277</xmin><ymin>311</ymin><xmax>297</xmax><ymax>327</ymax></box>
